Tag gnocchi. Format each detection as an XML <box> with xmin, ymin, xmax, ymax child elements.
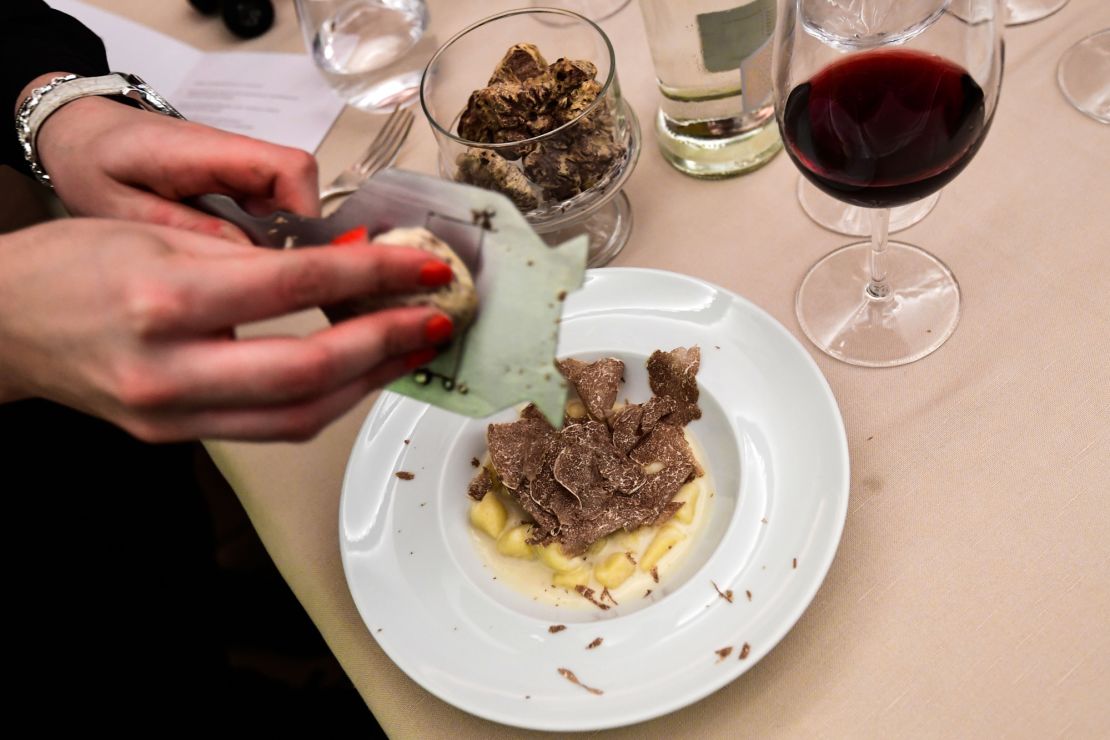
<box><xmin>594</xmin><ymin>552</ymin><xmax>636</xmax><ymax>589</ymax></box>
<box><xmin>640</xmin><ymin>523</ymin><xmax>686</xmax><ymax>572</ymax></box>
<box><xmin>673</xmin><ymin>483</ymin><xmax>699</xmax><ymax>525</ymax></box>
<box><xmin>552</xmin><ymin>565</ymin><xmax>592</xmax><ymax>590</ymax></box>
<box><xmin>587</xmin><ymin>536</ymin><xmax>609</xmax><ymax>557</ymax></box>
<box><xmin>534</xmin><ymin>541</ymin><xmax>584</xmax><ymax>573</ymax></box>
<box><xmin>469</xmin><ymin>491</ymin><xmax>507</xmax><ymax>539</ymax></box>
<box><xmin>496</xmin><ymin>524</ymin><xmax>535</xmax><ymax>559</ymax></box>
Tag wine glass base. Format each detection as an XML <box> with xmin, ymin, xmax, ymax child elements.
<box><xmin>796</xmin><ymin>241</ymin><xmax>960</xmax><ymax>367</ymax></box>
<box><xmin>796</xmin><ymin>176</ymin><xmax>940</xmax><ymax>236</ymax></box>
<box><xmin>531</xmin><ymin>0</ymin><xmax>632</xmax><ymax>23</ymax></box>
<box><xmin>536</xmin><ymin>191</ymin><xmax>633</xmax><ymax>267</ymax></box>
<box><xmin>1004</xmin><ymin>0</ymin><xmax>1070</xmax><ymax>26</ymax></box>
<box><xmin>1057</xmin><ymin>30</ymin><xmax>1110</xmax><ymax>124</ymax></box>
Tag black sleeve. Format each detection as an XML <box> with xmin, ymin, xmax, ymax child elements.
<box><xmin>1</xmin><ymin>0</ymin><xmax>111</xmax><ymax>176</ymax></box>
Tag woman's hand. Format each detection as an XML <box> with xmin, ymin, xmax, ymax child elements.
<box><xmin>27</xmin><ymin>80</ymin><xmax>320</xmax><ymax>243</ymax></box>
<box><xmin>0</xmin><ymin>219</ymin><xmax>455</xmax><ymax>442</ymax></box>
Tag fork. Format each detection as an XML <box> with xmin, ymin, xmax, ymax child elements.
<box><xmin>319</xmin><ymin>106</ymin><xmax>415</xmax><ymax>203</ymax></box>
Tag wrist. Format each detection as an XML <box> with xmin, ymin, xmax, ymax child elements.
<box><xmin>15</xmin><ymin>72</ymin><xmax>70</xmax><ymax>117</ymax></box>
<box><xmin>35</xmin><ymin>95</ymin><xmax>130</xmax><ymax>178</ymax></box>
<box><xmin>15</xmin><ymin>73</ymin><xmax>183</xmax><ymax>188</ymax></box>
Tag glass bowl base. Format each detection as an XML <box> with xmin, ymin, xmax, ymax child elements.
<box><xmin>796</xmin><ymin>241</ymin><xmax>960</xmax><ymax>367</ymax></box>
<box><xmin>536</xmin><ymin>191</ymin><xmax>632</xmax><ymax>267</ymax></box>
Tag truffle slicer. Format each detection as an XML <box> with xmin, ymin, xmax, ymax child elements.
<box><xmin>195</xmin><ymin>169</ymin><xmax>588</xmax><ymax>426</ymax></box>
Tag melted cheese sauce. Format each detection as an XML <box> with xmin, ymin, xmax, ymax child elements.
<box><xmin>469</xmin><ymin>432</ymin><xmax>713</xmax><ymax>610</ymax></box>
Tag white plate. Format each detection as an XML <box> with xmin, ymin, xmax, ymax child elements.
<box><xmin>339</xmin><ymin>268</ymin><xmax>850</xmax><ymax>731</ymax></box>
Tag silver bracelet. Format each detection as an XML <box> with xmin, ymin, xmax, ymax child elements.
<box><xmin>14</xmin><ymin>72</ymin><xmax>185</xmax><ymax>188</ymax></box>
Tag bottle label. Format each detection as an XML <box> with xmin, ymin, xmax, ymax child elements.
<box><xmin>696</xmin><ymin>0</ymin><xmax>777</xmax><ymax>73</ymax></box>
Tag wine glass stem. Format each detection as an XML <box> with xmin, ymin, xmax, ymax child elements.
<box><xmin>866</xmin><ymin>207</ymin><xmax>891</xmax><ymax>299</ymax></box>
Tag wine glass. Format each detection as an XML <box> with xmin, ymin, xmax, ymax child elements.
<box><xmin>1057</xmin><ymin>29</ymin><xmax>1110</xmax><ymax>124</ymax></box>
<box><xmin>420</xmin><ymin>8</ymin><xmax>640</xmax><ymax>267</ymax></box>
<box><xmin>1004</xmin><ymin>0</ymin><xmax>1070</xmax><ymax>26</ymax></box>
<box><xmin>773</xmin><ymin>0</ymin><xmax>1004</xmax><ymax>367</ymax></box>
<box><xmin>793</xmin><ymin>0</ymin><xmax>944</xmax><ymax>237</ymax></box>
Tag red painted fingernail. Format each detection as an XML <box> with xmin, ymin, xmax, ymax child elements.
<box><xmin>424</xmin><ymin>314</ymin><xmax>454</xmax><ymax>344</ymax></box>
<box><xmin>330</xmin><ymin>225</ymin><xmax>368</xmax><ymax>245</ymax></box>
<box><xmin>404</xmin><ymin>347</ymin><xmax>438</xmax><ymax>370</ymax></box>
<box><xmin>418</xmin><ymin>260</ymin><xmax>454</xmax><ymax>288</ymax></box>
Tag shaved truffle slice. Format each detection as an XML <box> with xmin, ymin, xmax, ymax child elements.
<box><xmin>610</xmin><ymin>404</ymin><xmax>644</xmax><ymax>455</ymax></box>
<box><xmin>473</xmin><ymin>348</ymin><xmax>706</xmax><ymax>557</ymax></box>
<box><xmin>593</xmin><ymin>447</ymin><xmax>646</xmax><ymax>495</ymax></box>
<box><xmin>607</xmin><ymin>464</ymin><xmax>695</xmax><ymax>534</ymax></box>
<box><xmin>521</xmin><ymin>473</ymin><xmax>575</xmax><ymax>542</ymax></box>
<box><xmin>640</xmin><ymin>396</ymin><xmax>679</xmax><ymax>434</ymax></box>
<box><xmin>467</xmin><ymin>466</ymin><xmax>493</xmax><ymax>501</ymax></box>
<box><xmin>647</xmin><ymin>347</ymin><xmax>700</xmax><ymax>404</ymax></box>
<box><xmin>552</xmin><ymin>442</ymin><xmax>596</xmax><ymax>504</ymax></box>
<box><xmin>651</xmin><ymin>500</ymin><xmax>686</xmax><ymax>526</ymax></box>
<box><xmin>557</xmin><ymin>509</ymin><xmax>629</xmax><ymax>556</ymax></box>
<box><xmin>516</xmin><ymin>489</ymin><xmax>559</xmax><ymax>542</ymax></box>
<box><xmin>630</xmin><ymin>423</ymin><xmax>696</xmax><ymax>470</ymax></box>
<box><xmin>520</xmin><ymin>403</ymin><xmax>556</xmax><ymax>430</ymax></box>
<box><xmin>557</xmin><ymin>358</ymin><xmax>624</xmax><ymax>422</ymax></box>
<box><xmin>554</xmin><ymin>420</ymin><xmax>644</xmax><ymax>498</ymax></box>
<box><xmin>486</xmin><ymin>417</ymin><xmax>555</xmax><ymax>490</ymax></box>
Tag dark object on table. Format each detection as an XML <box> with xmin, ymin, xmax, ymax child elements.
<box><xmin>188</xmin><ymin>0</ymin><xmax>222</xmax><ymax>15</ymax></box>
<box><xmin>186</xmin><ymin>0</ymin><xmax>274</xmax><ymax>39</ymax></box>
<box><xmin>222</xmin><ymin>0</ymin><xmax>275</xmax><ymax>39</ymax></box>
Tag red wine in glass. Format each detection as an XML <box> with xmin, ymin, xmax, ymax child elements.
<box><xmin>782</xmin><ymin>49</ymin><xmax>988</xmax><ymax>209</ymax></box>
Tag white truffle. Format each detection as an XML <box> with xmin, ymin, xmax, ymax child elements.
<box><xmin>324</xmin><ymin>227</ymin><xmax>478</xmax><ymax>329</ymax></box>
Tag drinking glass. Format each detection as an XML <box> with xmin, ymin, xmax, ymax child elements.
<box><xmin>1004</xmin><ymin>0</ymin><xmax>1069</xmax><ymax>26</ymax></box>
<box><xmin>1057</xmin><ymin>29</ymin><xmax>1110</xmax><ymax>124</ymax></box>
<box><xmin>773</xmin><ymin>0</ymin><xmax>1004</xmax><ymax>367</ymax></box>
<box><xmin>528</xmin><ymin>1</ymin><xmax>632</xmax><ymax>22</ymax></box>
<box><xmin>295</xmin><ymin>0</ymin><xmax>435</xmax><ymax>112</ymax></box>
<box><xmin>420</xmin><ymin>8</ymin><xmax>641</xmax><ymax>267</ymax></box>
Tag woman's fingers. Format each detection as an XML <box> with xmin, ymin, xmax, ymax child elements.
<box><xmin>131</xmin><ymin>306</ymin><xmax>452</xmax><ymax>410</ymax></box>
<box><xmin>131</xmin><ymin>370</ymin><xmax>382</xmax><ymax>443</ymax></box>
<box><xmin>125</xmin><ymin>341</ymin><xmax>444</xmax><ymax>443</ymax></box>
<box><xmin>142</xmin><ymin>240</ymin><xmax>454</xmax><ymax>335</ymax></box>
<box><xmin>118</xmin><ymin>189</ymin><xmax>254</xmax><ymax>245</ymax></box>
<box><xmin>129</xmin><ymin>119</ymin><xmax>322</xmax><ymax>217</ymax></box>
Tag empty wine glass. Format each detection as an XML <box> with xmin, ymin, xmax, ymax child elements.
<box><xmin>295</xmin><ymin>0</ymin><xmax>435</xmax><ymax>112</ymax></box>
<box><xmin>773</xmin><ymin>0</ymin><xmax>1004</xmax><ymax>367</ymax></box>
<box><xmin>1004</xmin><ymin>0</ymin><xmax>1070</xmax><ymax>26</ymax></box>
<box><xmin>1057</xmin><ymin>29</ymin><xmax>1110</xmax><ymax>124</ymax></box>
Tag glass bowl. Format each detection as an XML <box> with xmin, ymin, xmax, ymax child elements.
<box><xmin>420</xmin><ymin>8</ymin><xmax>641</xmax><ymax>266</ymax></box>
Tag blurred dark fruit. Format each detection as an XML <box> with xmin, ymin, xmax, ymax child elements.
<box><xmin>222</xmin><ymin>0</ymin><xmax>275</xmax><ymax>39</ymax></box>
<box><xmin>187</xmin><ymin>0</ymin><xmax>221</xmax><ymax>15</ymax></box>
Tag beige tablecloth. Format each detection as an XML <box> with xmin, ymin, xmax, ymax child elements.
<box><xmin>78</xmin><ymin>0</ymin><xmax>1110</xmax><ymax>735</ymax></box>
